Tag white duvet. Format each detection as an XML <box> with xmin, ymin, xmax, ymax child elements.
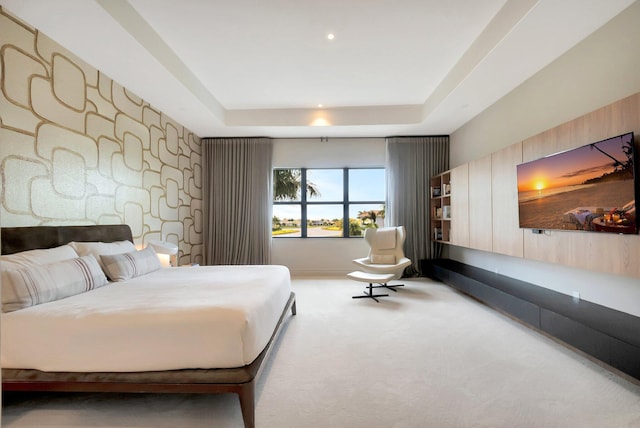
<box><xmin>1</xmin><ymin>265</ymin><xmax>292</xmax><ymax>372</ymax></box>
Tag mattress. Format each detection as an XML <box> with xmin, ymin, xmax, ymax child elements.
<box><xmin>1</xmin><ymin>265</ymin><xmax>291</xmax><ymax>372</ymax></box>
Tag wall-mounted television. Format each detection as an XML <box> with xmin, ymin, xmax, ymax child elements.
<box><xmin>517</xmin><ymin>132</ymin><xmax>637</xmax><ymax>234</ymax></box>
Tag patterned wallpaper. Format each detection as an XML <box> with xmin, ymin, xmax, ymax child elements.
<box><xmin>0</xmin><ymin>9</ymin><xmax>203</xmax><ymax>264</ymax></box>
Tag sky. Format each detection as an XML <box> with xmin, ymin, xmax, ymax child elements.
<box><xmin>516</xmin><ymin>134</ymin><xmax>633</xmax><ymax>192</ymax></box>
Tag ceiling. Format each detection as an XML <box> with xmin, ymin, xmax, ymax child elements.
<box><xmin>1</xmin><ymin>0</ymin><xmax>636</xmax><ymax>138</ymax></box>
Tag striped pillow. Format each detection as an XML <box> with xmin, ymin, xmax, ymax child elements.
<box><xmin>100</xmin><ymin>246</ymin><xmax>162</xmax><ymax>282</ymax></box>
<box><xmin>1</xmin><ymin>255</ymin><xmax>108</xmax><ymax>313</ymax></box>
<box><xmin>68</xmin><ymin>240</ymin><xmax>136</xmax><ymax>270</ymax></box>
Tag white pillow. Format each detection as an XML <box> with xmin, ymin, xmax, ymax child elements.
<box><xmin>69</xmin><ymin>240</ymin><xmax>136</xmax><ymax>258</ymax></box>
<box><xmin>371</xmin><ymin>254</ymin><xmax>396</xmax><ymax>265</ymax></box>
<box><xmin>100</xmin><ymin>246</ymin><xmax>162</xmax><ymax>282</ymax></box>
<box><xmin>2</xmin><ymin>255</ymin><xmax>108</xmax><ymax>313</ymax></box>
<box><xmin>0</xmin><ymin>245</ymin><xmax>79</xmax><ymax>271</ymax></box>
<box><xmin>69</xmin><ymin>240</ymin><xmax>136</xmax><ymax>270</ymax></box>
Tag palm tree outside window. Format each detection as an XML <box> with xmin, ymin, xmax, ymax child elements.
<box><xmin>272</xmin><ymin>168</ymin><xmax>385</xmax><ymax>238</ymax></box>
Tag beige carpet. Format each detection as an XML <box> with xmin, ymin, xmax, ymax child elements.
<box><xmin>3</xmin><ymin>277</ymin><xmax>640</xmax><ymax>427</ymax></box>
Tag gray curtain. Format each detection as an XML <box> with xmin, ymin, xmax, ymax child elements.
<box><xmin>202</xmin><ymin>137</ymin><xmax>273</xmax><ymax>265</ymax></box>
<box><xmin>386</xmin><ymin>136</ymin><xmax>449</xmax><ymax>274</ymax></box>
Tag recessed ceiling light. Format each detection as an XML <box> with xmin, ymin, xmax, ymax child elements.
<box><xmin>327</xmin><ymin>33</ymin><xmax>335</xmax><ymax>40</ymax></box>
<box><xmin>318</xmin><ymin>104</ymin><xmax>323</xmax><ymax>108</ymax></box>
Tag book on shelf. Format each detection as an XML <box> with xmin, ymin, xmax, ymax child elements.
<box><xmin>443</xmin><ymin>183</ymin><xmax>451</xmax><ymax>195</ymax></box>
<box><xmin>435</xmin><ymin>207</ymin><xmax>443</xmax><ymax>219</ymax></box>
<box><xmin>434</xmin><ymin>227</ymin><xmax>443</xmax><ymax>241</ymax></box>
<box><xmin>442</xmin><ymin>205</ymin><xmax>451</xmax><ymax>219</ymax></box>
<box><xmin>431</xmin><ymin>186</ymin><xmax>441</xmax><ymax>197</ymax></box>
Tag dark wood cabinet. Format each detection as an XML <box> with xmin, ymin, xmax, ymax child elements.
<box><xmin>427</xmin><ymin>258</ymin><xmax>640</xmax><ymax>381</ymax></box>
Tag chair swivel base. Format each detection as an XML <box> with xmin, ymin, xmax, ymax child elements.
<box><xmin>347</xmin><ymin>271</ymin><xmax>397</xmax><ymax>303</ymax></box>
<box><xmin>353</xmin><ymin>283</ymin><xmax>389</xmax><ymax>303</ymax></box>
<box><xmin>376</xmin><ymin>283</ymin><xmax>404</xmax><ymax>292</ymax></box>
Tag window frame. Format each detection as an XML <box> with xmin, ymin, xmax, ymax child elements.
<box><xmin>272</xmin><ymin>167</ymin><xmax>385</xmax><ymax>238</ymax></box>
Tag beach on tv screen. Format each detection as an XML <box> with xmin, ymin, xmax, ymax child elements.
<box><xmin>517</xmin><ymin>133</ymin><xmax>637</xmax><ymax>234</ymax></box>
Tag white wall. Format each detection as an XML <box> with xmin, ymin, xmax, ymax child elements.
<box><xmin>449</xmin><ymin>2</ymin><xmax>640</xmax><ymax>317</ymax></box>
<box><xmin>272</xmin><ymin>138</ymin><xmax>386</xmax><ymax>276</ymax></box>
<box><xmin>451</xmin><ymin>2</ymin><xmax>640</xmax><ymax>165</ymax></box>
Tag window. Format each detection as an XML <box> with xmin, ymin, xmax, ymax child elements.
<box><xmin>272</xmin><ymin>168</ymin><xmax>385</xmax><ymax>237</ymax></box>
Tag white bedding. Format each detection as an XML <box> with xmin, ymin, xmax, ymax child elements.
<box><xmin>1</xmin><ymin>265</ymin><xmax>292</xmax><ymax>372</ymax></box>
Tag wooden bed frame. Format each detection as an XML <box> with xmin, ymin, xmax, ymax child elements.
<box><xmin>1</xmin><ymin>225</ymin><xmax>297</xmax><ymax>428</ymax></box>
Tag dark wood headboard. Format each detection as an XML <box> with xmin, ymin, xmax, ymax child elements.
<box><xmin>1</xmin><ymin>225</ymin><xmax>134</xmax><ymax>255</ymax></box>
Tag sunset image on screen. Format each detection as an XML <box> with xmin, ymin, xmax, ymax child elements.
<box><xmin>516</xmin><ymin>133</ymin><xmax>636</xmax><ymax>233</ymax></box>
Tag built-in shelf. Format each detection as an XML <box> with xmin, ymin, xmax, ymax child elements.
<box><xmin>430</xmin><ymin>171</ymin><xmax>451</xmax><ymax>243</ymax></box>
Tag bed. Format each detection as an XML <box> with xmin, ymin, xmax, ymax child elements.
<box><xmin>0</xmin><ymin>224</ymin><xmax>296</xmax><ymax>428</ymax></box>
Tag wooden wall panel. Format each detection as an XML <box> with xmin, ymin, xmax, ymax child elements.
<box><xmin>468</xmin><ymin>155</ymin><xmax>493</xmax><ymax>252</ymax></box>
<box><xmin>492</xmin><ymin>142</ymin><xmax>523</xmax><ymax>257</ymax></box>
<box><xmin>450</xmin><ymin>164</ymin><xmax>470</xmax><ymax>247</ymax></box>
<box><xmin>522</xmin><ymin>92</ymin><xmax>640</xmax><ymax>279</ymax></box>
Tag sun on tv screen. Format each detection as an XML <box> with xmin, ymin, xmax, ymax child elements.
<box><xmin>516</xmin><ymin>132</ymin><xmax>637</xmax><ymax>234</ymax></box>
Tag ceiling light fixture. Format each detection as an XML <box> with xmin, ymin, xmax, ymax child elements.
<box><xmin>318</xmin><ymin>104</ymin><xmax>323</xmax><ymax>108</ymax></box>
<box><xmin>327</xmin><ymin>33</ymin><xmax>335</xmax><ymax>40</ymax></box>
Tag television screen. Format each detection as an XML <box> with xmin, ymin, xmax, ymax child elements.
<box><xmin>517</xmin><ymin>132</ymin><xmax>637</xmax><ymax>234</ymax></box>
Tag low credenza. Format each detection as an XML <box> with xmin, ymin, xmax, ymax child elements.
<box><xmin>423</xmin><ymin>259</ymin><xmax>640</xmax><ymax>381</ymax></box>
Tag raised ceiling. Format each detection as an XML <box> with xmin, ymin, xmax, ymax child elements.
<box><xmin>1</xmin><ymin>0</ymin><xmax>635</xmax><ymax>138</ymax></box>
